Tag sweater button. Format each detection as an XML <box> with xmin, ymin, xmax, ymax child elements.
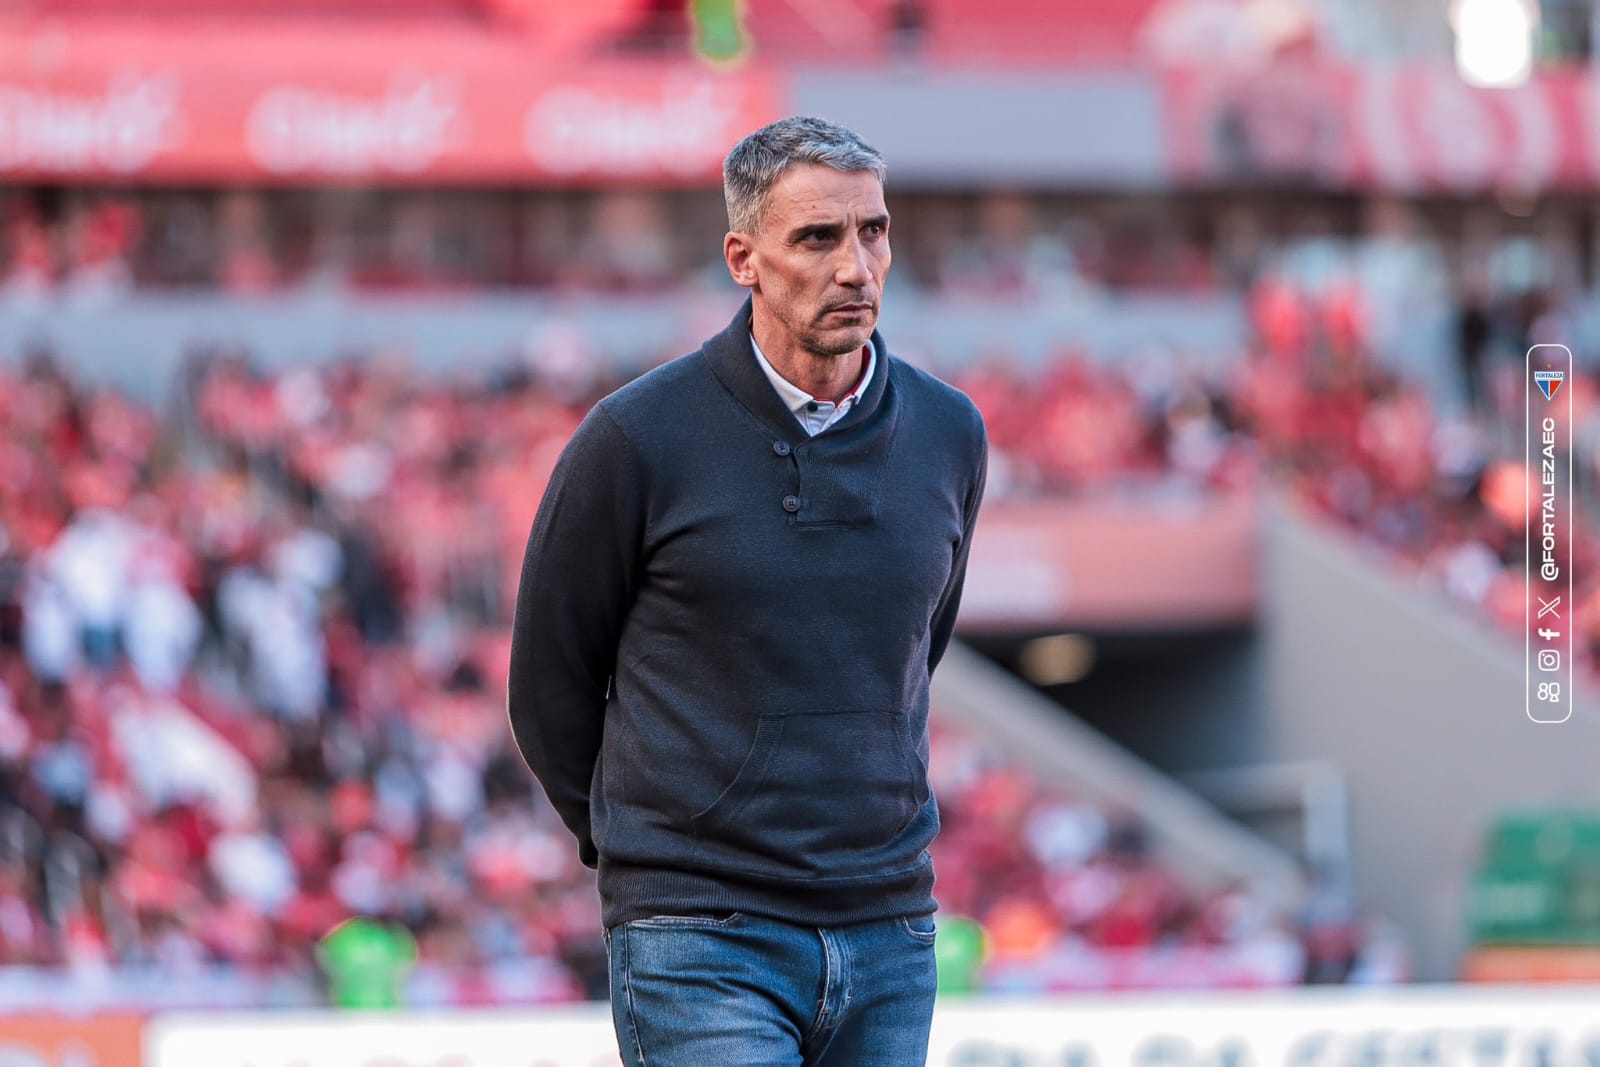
<box><xmin>773</xmin><ymin>441</ymin><xmax>791</xmax><ymax>457</ymax></box>
<box><xmin>782</xmin><ymin>495</ymin><xmax>801</xmax><ymax>513</ymax></box>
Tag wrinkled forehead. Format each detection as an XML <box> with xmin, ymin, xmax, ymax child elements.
<box><xmin>762</xmin><ymin>165</ymin><xmax>887</xmax><ymax>229</ymax></box>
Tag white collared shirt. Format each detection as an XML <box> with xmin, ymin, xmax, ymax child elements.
<box><xmin>750</xmin><ymin>334</ymin><xmax>877</xmax><ymax>437</ymax></box>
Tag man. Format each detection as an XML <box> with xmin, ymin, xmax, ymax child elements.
<box><xmin>508</xmin><ymin>116</ymin><xmax>987</xmax><ymax>1066</ymax></box>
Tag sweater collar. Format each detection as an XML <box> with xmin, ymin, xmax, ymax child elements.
<box><xmin>750</xmin><ymin>333</ymin><xmax>876</xmax><ymax>421</ymax></box>
<box><xmin>705</xmin><ymin>296</ymin><xmax>890</xmax><ymax>439</ymax></box>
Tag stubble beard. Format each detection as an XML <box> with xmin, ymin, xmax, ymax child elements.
<box><xmin>802</xmin><ymin>311</ymin><xmax>876</xmax><ymax>359</ymax></box>
<box><xmin>803</xmin><ymin>332</ymin><xmax>869</xmax><ymax>359</ymax></box>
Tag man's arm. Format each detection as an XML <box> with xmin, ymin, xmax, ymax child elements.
<box><xmin>927</xmin><ymin>409</ymin><xmax>989</xmax><ymax>674</ymax></box>
<box><xmin>507</xmin><ymin>404</ymin><xmax>646</xmax><ymax>868</ymax></box>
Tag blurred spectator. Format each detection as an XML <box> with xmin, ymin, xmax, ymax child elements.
<box><xmin>317</xmin><ymin>916</ymin><xmax>415</xmax><ymax>1009</ymax></box>
<box><xmin>1455</xmin><ymin>286</ymin><xmax>1492</xmax><ymax>417</ymax></box>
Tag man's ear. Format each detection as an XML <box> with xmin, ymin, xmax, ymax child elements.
<box><xmin>724</xmin><ymin>231</ymin><xmax>758</xmax><ymax>289</ymax></box>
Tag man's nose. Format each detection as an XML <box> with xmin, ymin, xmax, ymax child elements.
<box><xmin>834</xmin><ymin>234</ymin><xmax>872</xmax><ymax>289</ymax></box>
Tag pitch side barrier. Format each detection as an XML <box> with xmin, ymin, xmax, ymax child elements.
<box><xmin>135</xmin><ymin>985</ymin><xmax>1600</xmax><ymax>1067</ymax></box>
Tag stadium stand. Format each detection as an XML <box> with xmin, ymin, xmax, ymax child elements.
<box><xmin>1</xmin><ymin>0</ymin><xmax>1595</xmax><ymax>1009</ymax></box>
<box><xmin>0</xmin><ymin>325</ymin><xmax>1429</xmax><ymax>1004</ymax></box>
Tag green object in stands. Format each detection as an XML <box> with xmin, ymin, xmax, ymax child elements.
<box><xmin>1469</xmin><ymin>811</ymin><xmax>1600</xmax><ymax>945</ymax></box>
<box><xmin>317</xmin><ymin>918</ymin><xmax>417</xmax><ymax>1009</ymax></box>
<box><xmin>691</xmin><ymin>0</ymin><xmax>746</xmax><ymax>63</ymax></box>
<box><xmin>934</xmin><ymin>915</ymin><xmax>986</xmax><ymax>994</ymax></box>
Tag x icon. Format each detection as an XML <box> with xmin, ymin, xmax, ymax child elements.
<box><xmin>1538</xmin><ymin>596</ymin><xmax>1562</xmax><ymax>620</ymax></box>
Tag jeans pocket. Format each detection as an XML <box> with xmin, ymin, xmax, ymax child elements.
<box><xmin>898</xmin><ymin>915</ymin><xmax>938</xmax><ymax>946</ymax></box>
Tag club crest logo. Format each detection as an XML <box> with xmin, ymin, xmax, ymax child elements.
<box><xmin>1535</xmin><ymin>369</ymin><xmax>1565</xmax><ymax>402</ymax></box>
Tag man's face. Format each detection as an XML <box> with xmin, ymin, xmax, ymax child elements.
<box><xmin>726</xmin><ymin>164</ymin><xmax>891</xmax><ymax>358</ymax></box>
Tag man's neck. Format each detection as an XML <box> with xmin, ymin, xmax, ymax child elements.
<box><xmin>751</xmin><ymin>312</ymin><xmax>865</xmax><ymax>404</ymax></box>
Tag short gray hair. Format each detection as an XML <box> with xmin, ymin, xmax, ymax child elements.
<box><xmin>723</xmin><ymin>116</ymin><xmax>886</xmax><ymax>235</ymax></box>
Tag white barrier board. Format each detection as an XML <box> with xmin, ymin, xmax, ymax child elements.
<box><xmin>148</xmin><ymin>986</ymin><xmax>1600</xmax><ymax>1067</ymax></box>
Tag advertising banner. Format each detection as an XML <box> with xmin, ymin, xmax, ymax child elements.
<box><xmin>0</xmin><ymin>1014</ymin><xmax>145</xmax><ymax>1067</ymax></box>
<box><xmin>1164</xmin><ymin>63</ymin><xmax>1600</xmax><ymax>192</ymax></box>
<box><xmin>12</xmin><ymin>26</ymin><xmax>1600</xmax><ymax>193</ymax></box>
<box><xmin>0</xmin><ymin>27</ymin><xmax>780</xmax><ymax>184</ymax></box>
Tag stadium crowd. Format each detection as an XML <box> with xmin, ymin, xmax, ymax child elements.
<box><xmin>4</xmin><ymin>185</ymin><xmax>1593</xmax><ymax>1002</ymax></box>
<box><xmin>0</xmin><ymin>315</ymin><xmax>1447</xmax><ymax>1005</ymax></box>
<box><xmin>2</xmin><ymin>187</ymin><xmax>1510</xmax><ymax>299</ymax></box>
<box><xmin>958</xmin><ymin>264</ymin><xmax>1600</xmax><ymax>678</ymax></box>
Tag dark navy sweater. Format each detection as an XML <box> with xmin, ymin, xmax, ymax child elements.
<box><xmin>508</xmin><ymin>298</ymin><xmax>987</xmax><ymax>929</ymax></box>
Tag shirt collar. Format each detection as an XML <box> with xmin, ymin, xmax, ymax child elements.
<box><xmin>702</xmin><ymin>297</ymin><xmax>891</xmax><ymax>441</ymax></box>
<box><xmin>750</xmin><ymin>333</ymin><xmax>877</xmax><ymax>419</ymax></box>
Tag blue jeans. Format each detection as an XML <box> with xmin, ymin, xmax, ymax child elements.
<box><xmin>605</xmin><ymin>911</ymin><xmax>937</xmax><ymax>1066</ymax></box>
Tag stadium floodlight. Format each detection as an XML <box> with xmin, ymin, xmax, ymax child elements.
<box><xmin>1450</xmin><ymin>0</ymin><xmax>1537</xmax><ymax>88</ymax></box>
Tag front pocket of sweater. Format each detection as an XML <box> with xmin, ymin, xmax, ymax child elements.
<box><xmin>687</xmin><ymin>709</ymin><xmax>928</xmax><ymax>875</ymax></box>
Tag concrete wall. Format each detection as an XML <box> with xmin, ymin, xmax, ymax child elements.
<box><xmin>791</xmin><ymin>70</ymin><xmax>1167</xmax><ymax>189</ymax></box>
<box><xmin>0</xmin><ymin>288</ymin><xmax>1248</xmax><ymax>404</ymax></box>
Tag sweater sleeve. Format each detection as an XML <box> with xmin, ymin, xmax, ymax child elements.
<box><xmin>507</xmin><ymin>404</ymin><xmax>646</xmax><ymax>868</ymax></box>
<box><xmin>927</xmin><ymin>408</ymin><xmax>989</xmax><ymax>675</ymax></box>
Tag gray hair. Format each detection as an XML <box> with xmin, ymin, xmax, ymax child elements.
<box><xmin>723</xmin><ymin>116</ymin><xmax>886</xmax><ymax>235</ymax></box>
